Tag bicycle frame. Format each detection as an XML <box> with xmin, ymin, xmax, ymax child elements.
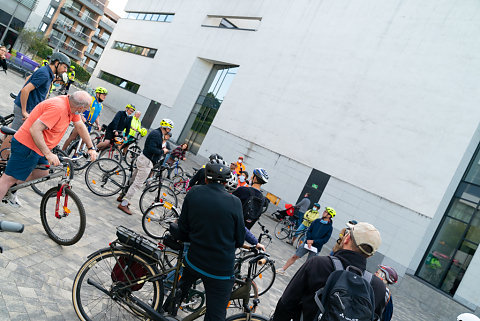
<box><xmin>8</xmin><ymin>161</ymin><xmax>73</xmax><ymax>193</ymax></box>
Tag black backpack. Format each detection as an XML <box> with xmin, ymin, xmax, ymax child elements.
<box><xmin>313</xmin><ymin>256</ymin><xmax>376</xmax><ymax>321</ymax></box>
<box><xmin>242</xmin><ymin>188</ymin><xmax>265</xmax><ymax>221</ymax></box>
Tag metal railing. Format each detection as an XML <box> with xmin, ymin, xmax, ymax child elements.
<box><xmin>62</xmin><ymin>5</ymin><xmax>98</xmax><ymax>28</ymax></box>
<box><xmin>17</xmin><ymin>0</ymin><xmax>38</xmax><ymax>10</ymax></box>
<box><xmin>53</xmin><ymin>21</ymin><xmax>89</xmax><ymax>42</ymax></box>
<box><xmin>48</xmin><ymin>37</ymin><xmax>83</xmax><ymax>59</ymax></box>
<box><xmin>100</xmin><ymin>16</ymin><xmax>116</xmax><ymax>29</ymax></box>
<box><xmin>77</xmin><ymin>0</ymin><xmax>105</xmax><ymax>11</ymax></box>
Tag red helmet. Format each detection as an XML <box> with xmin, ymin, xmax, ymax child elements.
<box><xmin>379</xmin><ymin>265</ymin><xmax>398</xmax><ymax>284</ymax></box>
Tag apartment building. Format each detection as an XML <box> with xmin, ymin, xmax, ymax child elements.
<box><xmin>0</xmin><ymin>0</ymin><xmax>41</xmax><ymax>49</ymax></box>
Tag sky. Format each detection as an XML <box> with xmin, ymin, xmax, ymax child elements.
<box><xmin>107</xmin><ymin>0</ymin><xmax>129</xmax><ymax>17</ymax></box>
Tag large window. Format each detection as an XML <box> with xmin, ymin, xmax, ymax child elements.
<box><xmin>417</xmin><ymin>146</ymin><xmax>480</xmax><ymax>295</ymax></box>
<box><xmin>99</xmin><ymin>71</ymin><xmax>140</xmax><ymax>94</ymax></box>
<box><xmin>113</xmin><ymin>41</ymin><xmax>157</xmax><ymax>58</ymax></box>
<box><xmin>126</xmin><ymin>12</ymin><xmax>174</xmax><ymax>22</ymax></box>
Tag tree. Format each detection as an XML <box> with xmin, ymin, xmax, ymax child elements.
<box><xmin>16</xmin><ymin>28</ymin><xmax>50</xmax><ymax>58</ymax></box>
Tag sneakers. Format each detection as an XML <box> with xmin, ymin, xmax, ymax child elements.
<box><xmin>118</xmin><ymin>203</ymin><xmax>132</xmax><ymax>215</ymax></box>
<box><xmin>276</xmin><ymin>268</ymin><xmax>286</xmax><ymax>275</ymax></box>
<box><xmin>3</xmin><ymin>192</ymin><xmax>22</xmax><ymax>208</ymax></box>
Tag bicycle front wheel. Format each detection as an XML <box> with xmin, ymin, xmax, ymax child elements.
<box><xmin>72</xmin><ymin>248</ymin><xmax>163</xmax><ymax>321</ymax></box>
<box><xmin>40</xmin><ymin>186</ymin><xmax>86</xmax><ymax>246</ymax></box>
<box><xmin>235</xmin><ymin>255</ymin><xmax>276</xmax><ymax>297</ymax></box>
<box><xmin>99</xmin><ymin>145</ymin><xmax>123</xmax><ymax>163</ymax></box>
<box><xmin>226</xmin><ymin>313</ymin><xmax>270</xmax><ymax>321</ymax></box>
<box><xmin>274</xmin><ymin>220</ymin><xmax>292</xmax><ymax>240</ymax></box>
<box><xmin>170</xmin><ymin>175</ymin><xmax>187</xmax><ymax>195</ymax></box>
<box><xmin>125</xmin><ymin>145</ymin><xmax>142</xmax><ymax>167</ymax></box>
<box><xmin>139</xmin><ymin>183</ymin><xmax>178</xmax><ymax>214</ymax></box>
<box><xmin>85</xmin><ymin>158</ymin><xmax>126</xmax><ymax>197</ymax></box>
<box><xmin>142</xmin><ymin>203</ymin><xmax>180</xmax><ymax>239</ymax></box>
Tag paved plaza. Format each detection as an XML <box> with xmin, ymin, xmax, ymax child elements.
<box><xmin>0</xmin><ymin>71</ymin><xmax>464</xmax><ymax>320</ymax></box>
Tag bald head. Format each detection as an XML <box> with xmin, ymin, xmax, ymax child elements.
<box><xmin>69</xmin><ymin>91</ymin><xmax>92</xmax><ymax>108</ymax></box>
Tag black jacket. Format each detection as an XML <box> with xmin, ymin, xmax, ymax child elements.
<box><xmin>177</xmin><ymin>183</ymin><xmax>246</xmax><ymax>276</ymax></box>
<box><xmin>107</xmin><ymin>111</ymin><xmax>131</xmax><ymax>135</ymax></box>
<box><xmin>0</xmin><ymin>59</ymin><xmax>7</xmax><ymax>71</ymax></box>
<box><xmin>142</xmin><ymin>128</ymin><xmax>164</xmax><ymax>164</ymax></box>
<box><xmin>306</xmin><ymin>219</ymin><xmax>333</xmax><ymax>249</ymax></box>
<box><xmin>188</xmin><ymin>167</ymin><xmax>206</xmax><ymax>188</ymax></box>
<box><xmin>272</xmin><ymin>249</ymin><xmax>386</xmax><ymax>321</ymax></box>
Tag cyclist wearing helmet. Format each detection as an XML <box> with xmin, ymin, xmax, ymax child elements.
<box><xmin>61</xmin><ymin>86</ymin><xmax>108</xmax><ymax>151</ymax></box>
<box><xmin>232</xmin><ymin>167</ymin><xmax>269</xmax><ymax>229</ymax></box>
<box><xmin>96</xmin><ymin>104</ymin><xmax>135</xmax><ymax>151</ymax></box>
<box><xmin>276</xmin><ymin>206</ymin><xmax>335</xmax><ymax>274</ymax></box>
<box><xmin>375</xmin><ymin>265</ymin><xmax>398</xmax><ymax>321</ymax></box>
<box><xmin>118</xmin><ymin>118</ymin><xmax>173</xmax><ymax>215</ymax></box>
<box><xmin>458</xmin><ymin>314</ymin><xmax>480</xmax><ymax>321</ymax></box>
<box><xmin>165</xmin><ymin>158</ymin><xmax>245</xmax><ymax>320</ymax></box>
<box><xmin>63</xmin><ymin>65</ymin><xmax>75</xmax><ymax>94</ymax></box>
<box><xmin>188</xmin><ymin>153</ymin><xmax>223</xmax><ymax>188</ymax></box>
<box><xmin>1</xmin><ymin>52</ymin><xmax>70</xmax><ymax>161</ymax></box>
<box><xmin>289</xmin><ymin>202</ymin><xmax>321</xmax><ymax>245</ymax></box>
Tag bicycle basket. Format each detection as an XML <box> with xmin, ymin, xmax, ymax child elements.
<box><xmin>111</xmin><ymin>257</ymin><xmax>149</xmax><ymax>291</ymax></box>
<box><xmin>116</xmin><ymin>226</ymin><xmax>162</xmax><ymax>260</ymax></box>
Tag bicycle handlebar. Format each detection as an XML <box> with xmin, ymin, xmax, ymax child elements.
<box><xmin>0</xmin><ymin>221</ymin><xmax>24</xmax><ymax>233</ymax></box>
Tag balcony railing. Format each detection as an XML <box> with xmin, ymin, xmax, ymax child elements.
<box><xmin>53</xmin><ymin>21</ymin><xmax>89</xmax><ymax>45</ymax></box>
<box><xmin>84</xmin><ymin>51</ymin><xmax>100</xmax><ymax>61</ymax></box>
<box><xmin>48</xmin><ymin>37</ymin><xmax>83</xmax><ymax>61</ymax></box>
<box><xmin>98</xmin><ymin>16</ymin><xmax>115</xmax><ymax>32</ymax></box>
<box><xmin>17</xmin><ymin>0</ymin><xmax>38</xmax><ymax>10</ymax></box>
<box><xmin>76</xmin><ymin>0</ymin><xmax>105</xmax><ymax>15</ymax></box>
<box><xmin>91</xmin><ymin>35</ymin><xmax>107</xmax><ymax>46</ymax></box>
<box><xmin>61</xmin><ymin>6</ymin><xmax>98</xmax><ymax>30</ymax></box>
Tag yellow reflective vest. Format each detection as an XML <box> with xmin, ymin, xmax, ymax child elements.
<box><xmin>126</xmin><ymin>116</ymin><xmax>141</xmax><ymax>136</ymax></box>
<box><xmin>302</xmin><ymin>209</ymin><xmax>320</xmax><ymax>227</ymax></box>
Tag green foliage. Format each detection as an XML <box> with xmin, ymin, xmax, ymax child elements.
<box><xmin>16</xmin><ymin>28</ymin><xmax>52</xmax><ymax>60</ymax></box>
<box><xmin>35</xmin><ymin>42</ymin><xmax>52</xmax><ymax>59</ymax></box>
<box><xmin>70</xmin><ymin>61</ymin><xmax>91</xmax><ymax>83</ymax></box>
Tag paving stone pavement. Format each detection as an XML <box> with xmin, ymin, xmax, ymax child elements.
<box><xmin>0</xmin><ymin>70</ymin><xmax>459</xmax><ymax>320</ymax></box>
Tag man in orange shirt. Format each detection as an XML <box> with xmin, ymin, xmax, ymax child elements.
<box><xmin>0</xmin><ymin>91</ymin><xmax>96</xmax><ymax>206</ymax></box>
<box><xmin>235</xmin><ymin>156</ymin><xmax>246</xmax><ymax>175</ymax></box>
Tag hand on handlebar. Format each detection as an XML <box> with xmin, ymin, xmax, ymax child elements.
<box><xmin>255</xmin><ymin>243</ymin><xmax>266</xmax><ymax>251</ymax></box>
<box><xmin>45</xmin><ymin>152</ymin><xmax>60</xmax><ymax>166</ymax></box>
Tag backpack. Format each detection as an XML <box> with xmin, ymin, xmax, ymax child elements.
<box><xmin>313</xmin><ymin>256</ymin><xmax>376</xmax><ymax>321</ymax></box>
<box><xmin>111</xmin><ymin>257</ymin><xmax>149</xmax><ymax>291</ymax></box>
<box><xmin>242</xmin><ymin>188</ymin><xmax>265</xmax><ymax>221</ymax></box>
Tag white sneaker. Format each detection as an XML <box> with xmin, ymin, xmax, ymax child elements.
<box><xmin>4</xmin><ymin>192</ymin><xmax>22</xmax><ymax>208</ymax></box>
<box><xmin>276</xmin><ymin>268</ymin><xmax>286</xmax><ymax>275</ymax></box>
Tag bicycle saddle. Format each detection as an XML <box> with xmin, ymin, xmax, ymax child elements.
<box><xmin>0</xmin><ymin>126</ymin><xmax>16</xmax><ymax>136</ymax></box>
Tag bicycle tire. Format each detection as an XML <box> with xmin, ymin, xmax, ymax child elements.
<box><xmin>225</xmin><ymin>313</ymin><xmax>270</xmax><ymax>321</ymax></box>
<box><xmin>139</xmin><ymin>183</ymin><xmax>178</xmax><ymax>214</ymax></box>
<box><xmin>85</xmin><ymin>158</ymin><xmax>126</xmax><ymax>197</ymax></box>
<box><xmin>0</xmin><ymin>147</ymin><xmax>10</xmax><ymax>161</ymax></box>
<box><xmin>170</xmin><ymin>175</ymin><xmax>187</xmax><ymax>195</ymax></box>
<box><xmin>99</xmin><ymin>145</ymin><xmax>123</xmax><ymax>164</ymax></box>
<box><xmin>72</xmin><ymin>248</ymin><xmax>163</xmax><ymax>321</ymax></box>
<box><xmin>125</xmin><ymin>145</ymin><xmax>142</xmax><ymax>167</ymax></box>
<box><xmin>228</xmin><ymin>279</ymin><xmax>259</xmax><ymax>312</ymax></box>
<box><xmin>40</xmin><ymin>186</ymin><xmax>86</xmax><ymax>246</ymax></box>
<box><xmin>295</xmin><ymin>233</ymin><xmax>306</xmax><ymax>249</ymax></box>
<box><xmin>234</xmin><ymin>254</ymin><xmax>276</xmax><ymax>297</ymax></box>
<box><xmin>162</xmin><ymin>164</ymin><xmax>183</xmax><ymax>180</ymax></box>
<box><xmin>142</xmin><ymin>203</ymin><xmax>180</xmax><ymax>239</ymax></box>
<box><xmin>274</xmin><ymin>220</ymin><xmax>292</xmax><ymax>240</ymax></box>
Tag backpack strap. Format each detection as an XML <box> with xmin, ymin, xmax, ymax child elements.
<box><xmin>363</xmin><ymin>270</ymin><xmax>373</xmax><ymax>283</ymax></box>
<box><xmin>329</xmin><ymin>256</ymin><xmax>344</xmax><ymax>271</ymax></box>
<box><xmin>313</xmin><ymin>257</ymin><xmax>344</xmax><ymax>318</ymax></box>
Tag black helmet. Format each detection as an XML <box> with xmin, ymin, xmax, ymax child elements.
<box><xmin>50</xmin><ymin>52</ymin><xmax>70</xmax><ymax>66</ymax></box>
<box><xmin>205</xmin><ymin>159</ymin><xmax>230</xmax><ymax>183</ymax></box>
<box><xmin>208</xmin><ymin>153</ymin><xmax>223</xmax><ymax>161</ymax></box>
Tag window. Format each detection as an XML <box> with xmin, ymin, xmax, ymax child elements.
<box><xmin>46</xmin><ymin>6</ymin><xmax>55</xmax><ymax>19</ymax></box>
<box><xmin>202</xmin><ymin>15</ymin><xmax>262</xmax><ymax>31</ymax></box>
<box><xmin>94</xmin><ymin>28</ymin><xmax>100</xmax><ymax>36</ymax></box>
<box><xmin>125</xmin><ymin>11</ymin><xmax>174</xmax><ymax>22</ymax></box>
<box><xmin>0</xmin><ymin>9</ymin><xmax>11</xmax><ymax>25</ymax></box>
<box><xmin>93</xmin><ymin>46</ymin><xmax>103</xmax><ymax>57</ymax></box>
<box><xmin>39</xmin><ymin>22</ymin><xmax>48</xmax><ymax>32</ymax></box>
<box><xmin>112</xmin><ymin>41</ymin><xmax>157</xmax><ymax>58</ymax></box>
<box><xmin>99</xmin><ymin>71</ymin><xmax>140</xmax><ymax>93</ymax></box>
<box><xmin>88</xmin><ymin>60</ymin><xmax>96</xmax><ymax>68</ymax></box>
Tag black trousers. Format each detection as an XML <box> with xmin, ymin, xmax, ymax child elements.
<box><xmin>165</xmin><ymin>263</ymin><xmax>234</xmax><ymax>321</ymax></box>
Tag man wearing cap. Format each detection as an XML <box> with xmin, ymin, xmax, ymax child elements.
<box><xmin>234</xmin><ymin>156</ymin><xmax>245</xmax><ymax>175</ymax></box>
<box><xmin>272</xmin><ymin>222</ymin><xmax>386</xmax><ymax>321</ymax></box>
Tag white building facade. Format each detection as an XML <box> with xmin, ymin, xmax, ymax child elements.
<box><xmin>90</xmin><ymin>0</ymin><xmax>480</xmax><ymax>315</ymax></box>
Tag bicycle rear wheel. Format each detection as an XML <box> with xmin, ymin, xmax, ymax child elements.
<box><xmin>142</xmin><ymin>203</ymin><xmax>180</xmax><ymax>239</ymax></box>
<box><xmin>170</xmin><ymin>175</ymin><xmax>187</xmax><ymax>195</ymax></box>
<box><xmin>234</xmin><ymin>255</ymin><xmax>276</xmax><ymax>297</ymax></box>
<box><xmin>274</xmin><ymin>220</ymin><xmax>292</xmax><ymax>240</ymax></box>
<box><xmin>72</xmin><ymin>248</ymin><xmax>163</xmax><ymax>321</ymax></box>
<box><xmin>40</xmin><ymin>186</ymin><xmax>86</xmax><ymax>246</ymax></box>
<box><xmin>99</xmin><ymin>145</ymin><xmax>123</xmax><ymax>163</ymax></box>
<box><xmin>226</xmin><ymin>313</ymin><xmax>270</xmax><ymax>321</ymax></box>
<box><xmin>85</xmin><ymin>158</ymin><xmax>126</xmax><ymax>197</ymax></box>
<box><xmin>125</xmin><ymin>145</ymin><xmax>142</xmax><ymax>167</ymax></box>
<box><xmin>139</xmin><ymin>183</ymin><xmax>178</xmax><ymax>214</ymax></box>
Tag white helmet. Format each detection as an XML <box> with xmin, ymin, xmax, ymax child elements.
<box><xmin>225</xmin><ymin>172</ymin><xmax>238</xmax><ymax>193</ymax></box>
<box><xmin>61</xmin><ymin>72</ymin><xmax>68</xmax><ymax>83</ymax></box>
<box><xmin>160</xmin><ymin>118</ymin><xmax>174</xmax><ymax>129</ymax></box>
<box><xmin>458</xmin><ymin>313</ymin><xmax>480</xmax><ymax>321</ymax></box>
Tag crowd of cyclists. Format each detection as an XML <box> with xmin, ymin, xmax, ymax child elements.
<box><xmin>1</xmin><ymin>53</ymin><xmax>477</xmax><ymax>321</ymax></box>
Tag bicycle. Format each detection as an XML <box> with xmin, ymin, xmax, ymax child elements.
<box><xmin>142</xmin><ymin>201</ymin><xmax>180</xmax><ymax>239</ymax></box>
<box><xmin>0</xmin><ymin>128</ymin><xmax>86</xmax><ymax>246</ymax></box>
<box><xmin>274</xmin><ymin>215</ymin><xmax>305</xmax><ymax>245</ymax></box>
<box><xmin>72</xmin><ymin>226</ymin><xmax>269</xmax><ymax>321</ymax></box>
<box><xmin>120</xmin><ymin>131</ymin><xmax>144</xmax><ymax>167</ymax></box>
<box><xmin>170</xmin><ymin>173</ymin><xmax>193</xmax><ymax>195</ymax></box>
<box><xmin>84</xmin><ymin>158</ymin><xmax>178</xmax><ymax>211</ymax></box>
<box><xmin>160</xmin><ymin>157</ymin><xmax>184</xmax><ymax>180</ymax></box>
<box><xmin>64</xmin><ymin>122</ymin><xmax>99</xmax><ymax>172</ymax></box>
<box><xmin>0</xmin><ymin>220</ymin><xmax>24</xmax><ymax>253</ymax></box>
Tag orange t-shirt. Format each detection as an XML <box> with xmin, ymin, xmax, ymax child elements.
<box><xmin>14</xmin><ymin>95</ymin><xmax>81</xmax><ymax>156</ymax></box>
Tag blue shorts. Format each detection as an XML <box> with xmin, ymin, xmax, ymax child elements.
<box><xmin>5</xmin><ymin>138</ymin><xmax>48</xmax><ymax>181</ymax></box>
<box><xmin>295</xmin><ymin>241</ymin><xmax>318</xmax><ymax>259</ymax></box>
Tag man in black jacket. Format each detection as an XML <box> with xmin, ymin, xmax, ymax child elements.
<box><xmin>117</xmin><ymin>118</ymin><xmax>174</xmax><ymax>215</ymax></box>
<box><xmin>187</xmin><ymin>153</ymin><xmax>223</xmax><ymax>188</ymax></box>
<box><xmin>96</xmin><ymin>104</ymin><xmax>134</xmax><ymax>151</ymax></box>
<box><xmin>272</xmin><ymin>222</ymin><xmax>386</xmax><ymax>321</ymax></box>
<box><xmin>166</xmin><ymin>158</ymin><xmax>245</xmax><ymax>320</ymax></box>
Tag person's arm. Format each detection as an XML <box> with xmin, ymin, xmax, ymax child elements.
<box><xmin>30</xmin><ymin>120</ymin><xmax>60</xmax><ymax>166</ymax></box>
<box><xmin>234</xmin><ymin>198</ymin><xmax>246</xmax><ymax>248</ymax></box>
<box><xmin>244</xmin><ymin>227</ymin><xmax>258</xmax><ymax>245</ymax></box>
<box><xmin>19</xmin><ymin>83</ymin><xmax>35</xmax><ymax>119</ymax></box>
<box><xmin>109</xmin><ymin>112</ymin><xmax>121</xmax><ymax>133</ymax></box>
<box><xmin>188</xmin><ymin>169</ymin><xmax>202</xmax><ymax>188</ymax></box>
<box><xmin>74</xmin><ymin>121</ymin><xmax>97</xmax><ymax>161</ymax></box>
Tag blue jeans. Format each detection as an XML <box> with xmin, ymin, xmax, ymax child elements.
<box><xmin>294</xmin><ymin>223</ymin><xmax>307</xmax><ymax>237</ymax></box>
<box><xmin>296</xmin><ymin>212</ymin><xmax>305</xmax><ymax>228</ymax></box>
<box><xmin>162</xmin><ymin>153</ymin><xmax>171</xmax><ymax>165</ymax></box>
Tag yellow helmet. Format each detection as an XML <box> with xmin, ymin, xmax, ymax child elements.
<box><xmin>325</xmin><ymin>207</ymin><xmax>336</xmax><ymax>217</ymax></box>
<box><xmin>140</xmin><ymin>128</ymin><xmax>148</xmax><ymax>136</ymax></box>
<box><xmin>160</xmin><ymin>118</ymin><xmax>174</xmax><ymax>129</ymax></box>
<box><xmin>95</xmin><ymin>87</ymin><xmax>108</xmax><ymax>94</ymax></box>
<box><xmin>126</xmin><ymin>104</ymin><xmax>136</xmax><ymax>111</ymax></box>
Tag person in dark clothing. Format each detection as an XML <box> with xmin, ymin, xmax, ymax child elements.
<box><xmin>272</xmin><ymin>222</ymin><xmax>385</xmax><ymax>321</ymax></box>
<box><xmin>293</xmin><ymin>193</ymin><xmax>311</xmax><ymax>228</ymax></box>
<box><xmin>0</xmin><ymin>46</ymin><xmax>7</xmax><ymax>71</ymax></box>
<box><xmin>277</xmin><ymin>207</ymin><xmax>335</xmax><ymax>274</ymax></box>
<box><xmin>375</xmin><ymin>265</ymin><xmax>398</xmax><ymax>321</ymax></box>
<box><xmin>232</xmin><ymin>168</ymin><xmax>269</xmax><ymax>229</ymax></box>
<box><xmin>165</xmin><ymin>158</ymin><xmax>245</xmax><ymax>321</ymax></box>
<box><xmin>187</xmin><ymin>153</ymin><xmax>223</xmax><ymax>188</ymax></box>
<box><xmin>96</xmin><ymin>104</ymin><xmax>134</xmax><ymax>151</ymax></box>
<box><xmin>117</xmin><ymin>118</ymin><xmax>174</xmax><ymax>215</ymax></box>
